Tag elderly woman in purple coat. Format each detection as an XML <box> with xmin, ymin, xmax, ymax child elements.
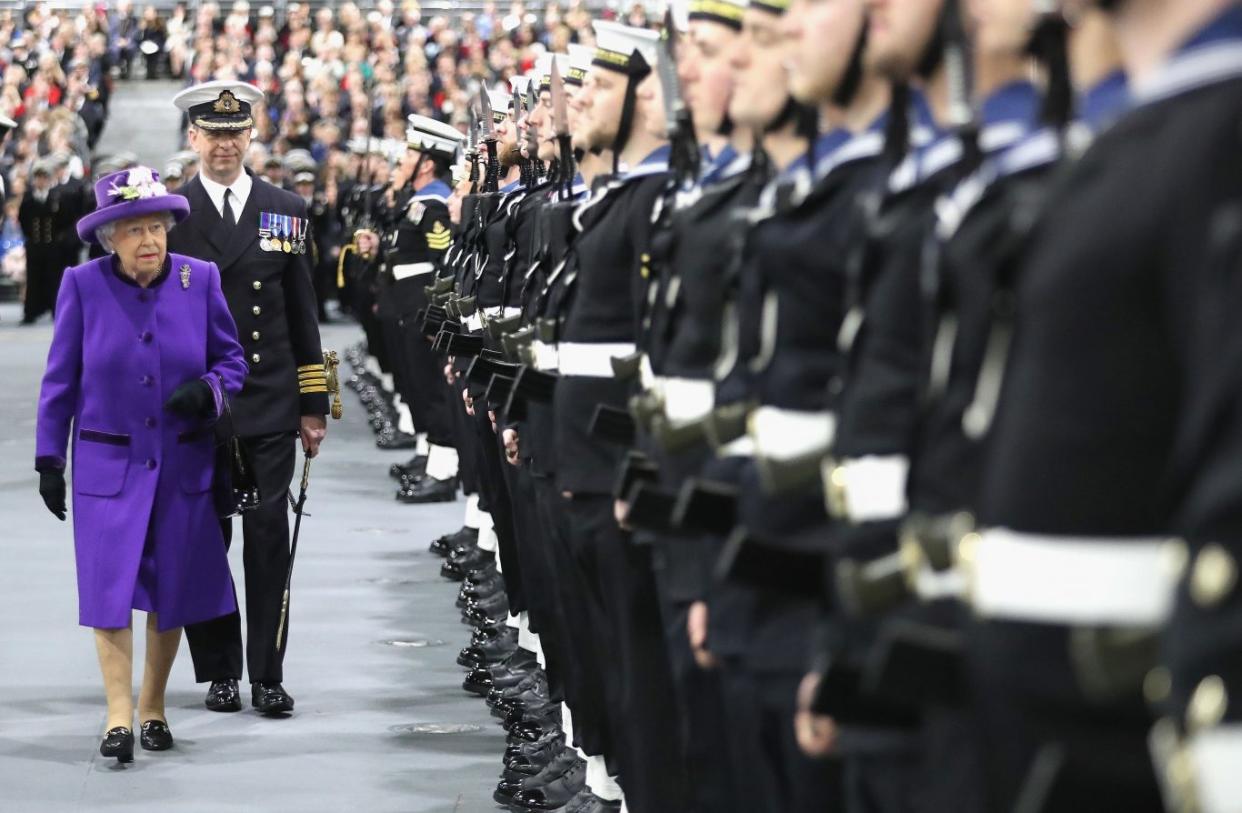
<box><xmin>35</xmin><ymin>166</ymin><xmax>247</xmax><ymax>764</ymax></box>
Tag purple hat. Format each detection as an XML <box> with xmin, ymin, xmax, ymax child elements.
<box><xmin>76</xmin><ymin>167</ymin><xmax>191</xmax><ymax>245</ymax></box>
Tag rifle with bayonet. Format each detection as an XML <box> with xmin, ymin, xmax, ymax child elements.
<box><xmin>659</xmin><ymin>9</ymin><xmax>699</xmax><ymax>188</ymax></box>
<box><xmin>549</xmin><ymin>59</ymin><xmax>575</xmax><ymax>200</ymax></box>
<box><xmin>525</xmin><ymin>81</ymin><xmax>543</xmax><ymax>183</ymax></box>
<box><xmin>479</xmin><ymin>88</ymin><xmax>501</xmax><ymax>193</ymax></box>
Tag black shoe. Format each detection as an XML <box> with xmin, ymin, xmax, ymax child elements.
<box><xmin>495</xmin><ymin>748</ymin><xmax>581</xmax><ymax>804</ymax></box>
<box><xmin>390</xmin><ymin>454</ymin><xmax>428</xmax><ymax>480</ymax></box>
<box><xmin>398</xmin><ymin>476</ymin><xmax>459</xmax><ymax>504</ymax></box>
<box><xmin>509</xmin><ymin>757</ymin><xmax>587</xmax><ymax>810</ymax></box>
<box><xmin>252</xmin><ymin>682</ymin><xmax>295</xmax><ymax>715</ymax></box>
<box><xmin>377</xmin><ymin>429</ymin><xmax>417</xmax><ymax>450</ymax></box>
<box><xmin>139</xmin><ymin>720</ymin><xmax>173</xmax><ymax>751</ymax></box>
<box><xmin>561</xmin><ymin>791</ymin><xmax>621</xmax><ymax>813</ymax></box>
<box><xmin>205</xmin><ymin>679</ymin><xmax>242</xmax><ymax>712</ymax></box>
<box><xmin>100</xmin><ymin>726</ymin><xmax>134</xmax><ymax>763</ymax></box>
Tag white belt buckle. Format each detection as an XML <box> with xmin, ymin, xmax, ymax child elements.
<box><xmin>749</xmin><ymin>406</ymin><xmax>835</xmax><ymax>461</ymax></box>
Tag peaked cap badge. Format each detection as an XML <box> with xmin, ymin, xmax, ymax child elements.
<box><xmin>213</xmin><ymin>90</ymin><xmax>240</xmax><ymax>114</ymax></box>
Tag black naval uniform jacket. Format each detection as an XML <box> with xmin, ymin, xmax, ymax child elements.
<box><xmin>169</xmin><ymin>170</ymin><xmax>329</xmax><ymax>436</ymax></box>
<box><xmin>977</xmin><ymin>72</ymin><xmax>1242</xmax><ymax>720</ymax></box>
<box><xmin>554</xmin><ymin>155</ymin><xmax>670</xmax><ymax>496</ymax></box>
<box><xmin>376</xmin><ymin>179</ymin><xmax>453</xmax><ymax>320</ymax></box>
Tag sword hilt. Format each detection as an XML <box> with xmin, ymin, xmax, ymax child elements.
<box><xmin>299</xmin><ymin>455</ymin><xmax>312</xmax><ymax>494</ymax></box>
<box><xmin>324</xmin><ymin>349</ymin><xmax>342</xmax><ymax>419</ymax></box>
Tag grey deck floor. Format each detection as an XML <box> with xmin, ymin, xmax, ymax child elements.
<box><xmin>0</xmin><ymin>79</ymin><xmax>502</xmax><ymax>813</ymax></box>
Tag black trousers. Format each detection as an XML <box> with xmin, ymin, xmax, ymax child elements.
<box><xmin>401</xmin><ymin>316</ymin><xmax>455</xmax><ymax>447</ymax></box>
<box><xmin>564</xmin><ymin>495</ymin><xmax>690</xmax><ymax>813</ymax></box>
<box><xmin>186</xmin><ymin>432</ymin><xmax>296</xmax><ymax>684</ymax></box>
<box><xmin>23</xmin><ymin>247</ymin><xmax>61</xmax><ymax>322</ymax></box>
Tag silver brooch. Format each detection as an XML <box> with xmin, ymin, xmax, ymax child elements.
<box><xmin>180</xmin><ymin>264</ymin><xmax>191</xmax><ymax>290</ymax></box>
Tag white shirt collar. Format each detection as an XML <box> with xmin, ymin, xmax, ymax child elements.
<box><xmin>199</xmin><ymin>170</ymin><xmax>254</xmax><ymax>219</ymax></box>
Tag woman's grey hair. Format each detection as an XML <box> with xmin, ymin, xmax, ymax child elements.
<box><xmin>96</xmin><ymin>212</ymin><xmax>177</xmax><ymax>253</ymax></box>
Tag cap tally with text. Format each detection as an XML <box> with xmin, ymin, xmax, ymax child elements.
<box><xmin>486</xmin><ymin>88</ymin><xmax>512</xmax><ymax>123</ymax></box>
<box><xmin>172</xmin><ymin>80</ymin><xmax>265</xmax><ymax>131</ymax></box>
<box><xmin>749</xmin><ymin>0</ymin><xmax>789</xmax><ymax>16</ymax></box>
<box><xmin>592</xmin><ymin>20</ymin><xmax>660</xmax><ymax>77</ymax></box>
<box><xmin>689</xmin><ymin>0</ymin><xmax>746</xmax><ymax>29</ymax></box>
<box><xmin>407</xmin><ymin>114</ymin><xmax>467</xmax><ymax>158</ymax></box>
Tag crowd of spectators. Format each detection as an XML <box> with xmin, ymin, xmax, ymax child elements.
<box><xmin>0</xmin><ymin>0</ymin><xmax>649</xmax><ymax>313</ymax></box>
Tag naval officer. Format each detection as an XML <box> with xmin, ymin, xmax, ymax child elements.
<box><xmin>168</xmin><ymin>80</ymin><xmax>330</xmax><ymax>716</ymax></box>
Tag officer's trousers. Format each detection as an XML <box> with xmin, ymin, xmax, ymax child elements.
<box><xmin>186</xmin><ymin>432</ymin><xmax>295</xmax><ymax>685</ymax></box>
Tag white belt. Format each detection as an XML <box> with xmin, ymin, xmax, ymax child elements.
<box><xmin>651</xmin><ymin>376</ymin><xmax>715</xmax><ymax>425</ymax></box>
<box><xmin>392</xmin><ymin>262</ymin><xmax>435</xmax><ymax>280</ymax></box>
<box><xmin>484</xmin><ymin>306</ymin><xmax>522</xmax><ymax>318</ymax></box>
<box><xmin>748</xmin><ymin>406</ymin><xmax>836</xmax><ymax>461</ymax></box>
<box><xmin>825</xmin><ymin>455</ymin><xmax>910</xmax><ymax>523</ymax></box>
<box><xmin>532</xmin><ymin>340</ymin><xmax>559</xmax><ymax>372</ymax></box>
<box><xmin>718</xmin><ymin>435</ymin><xmax>756</xmax><ymax>458</ymax></box>
<box><xmin>464</xmin><ymin>313</ymin><xmax>483</xmax><ymax>331</ymax></box>
<box><xmin>962</xmin><ymin>529</ymin><xmax>1182</xmax><ymax>626</ymax></box>
<box><xmin>556</xmin><ymin>342</ymin><xmax>637</xmax><ymax>378</ymax></box>
<box><xmin>1191</xmin><ymin>725</ymin><xmax>1242</xmax><ymax>813</ymax></box>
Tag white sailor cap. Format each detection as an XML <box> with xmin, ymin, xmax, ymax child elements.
<box><xmin>566</xmin><ymin>44</ymin><xmax>594</xmax><ymax>87</ymax></box>
<box><xmin>591</xmin><ymin>20</ymin><xmax>660</xmax><ymax>76</ymax></box>
<box><xmin>486</xmin><ymin>88</ymin><xmax>513</xmax><ymax>122</ymax></box>
<box><xmin>535</xmin><ymin>53</ymin><xmax>572</xmax><ymax>90</ymax></box>
<box><xmin>172</xmin><ymin>80</ymin><xmax>265</xmax><ymax>131</ymax></box>
<box><xmin>407</xmin><ymin>114</ymin><xmax>466</xmax><ymax>157</ymax></box>
<box><xmin>686</xmin><ymin>0</ymin><xmax>747</xmax><ymax>28</ymax></box>
<box><xmin>510</xmin><ymin>74</ymin><xmax>532</xmax><ymax>99</ymax></box>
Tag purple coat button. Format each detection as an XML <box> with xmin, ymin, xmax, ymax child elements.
<box><xmin>145</xmin><ymin>417</ymin><xmax>156</xmax><ymax>428</ymax></box>
<box><xmin>145</xmin><ymin>459</ymin><xmax>156</xmax><ymax>470</ymax></box>
<box><xmin>140</xmin><ymin>331</ymin><xmax>153</xmax><ymax>343</ymax></box>
<box><xmin>140</xmin><ymin>375</ymin><xmax>153</xmax><ymax>386</ymax></box>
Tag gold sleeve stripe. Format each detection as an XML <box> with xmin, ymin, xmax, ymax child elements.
<box><xmin>300</xmin><ymin>386</ymin><xmax>329</xmax><ymax>394</ymax></box>
<box><xmin>298</xmin><ymin>371</ymin><xmax>328</xmax><ymax>379</ymax></box>
<box><xmin>297</xmin><ymin>364</ymin><xmax>326</xmax><ymax>373</ymax></box>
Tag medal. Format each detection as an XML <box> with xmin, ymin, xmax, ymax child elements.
<box><xmin>179</xmin><ymin>263</ymin><xmax>191</xmax><ymax>289</ymax></box>
<box><xmin>281</xmin><ymin>214</ymin><xmax>292</xmax><ymax>253</ymax></box>
<box><xmin>260</xmin><ymin>212</ymin><xmax>276</xmax><ymax>252</ymax></box>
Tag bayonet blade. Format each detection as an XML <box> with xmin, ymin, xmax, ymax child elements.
<box><xmin>467</xmin><ymin>105</ymin><xmax>478</xmax><ymax>153</ymax></box>
<box><xmin>658</xmin><ymin>9</ymin><xmax>686</xmax><ymax>140</ymax></box>
<box><xmin>479</xmin><ymin>88</ymin><xmax>497</xmax><ymax>141</ymax></box>
<box><xmin>525</xmin><ymin>84</ymin><xmax>540</xmax><ymax>156</ymax></box>
<box><xmin>550</xmin><ymin>59</ymin><xmax>569</xmax><ymax>138</ymax></box>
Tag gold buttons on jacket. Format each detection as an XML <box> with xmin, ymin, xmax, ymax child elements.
<box><xmin>253</xmin><ymin>280</ymin><xmax>262</xmax><ymax>291</ymax></box>
<box><xmin>1190</xmin><ymin>543</ymin><xmax>1237</xmax><ymax>608</ymax></box>
<box><xmin>253</xmin><ymin>305</ymin><xmax>262</xmax><ymax>316</ymax></box>
<box><xmin>1187</xmin><ymin>675</ymin><xmax>1228</xmax><ymax>732</ymax></box>
<box><xmin>251</xmin><ymin>353</ymin><xmax>261</xmax><ymax>364</ymax></box>
<box><xmin>252</xmin><ymin>331</ymin><xmax>261</xmax><ymax>341</ymax></box>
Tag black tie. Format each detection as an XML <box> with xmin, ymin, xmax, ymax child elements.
<box><xmin>222</xmin><ymin>188</ymin><xmax>236</xmax><ymax>228</ymax></box>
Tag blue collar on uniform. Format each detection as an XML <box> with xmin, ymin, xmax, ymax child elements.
<box><xmin>815</xmin><ymin>110</ymin><xmax>889</xmax><ymax>179</ymax></box>
<box><xmin>700</xmin><ymin>143</ymin><xmax>738</xmax><ymax>186</ymax></box>
<box><xmin>892</xmin><ymin>81</ymin><xmax>1040</xmax><ymax>193</ymax></box>
<box><xmin>1079</xmin><ymin>70</ymin><xmax>1130</xmax><ymax>131</ymax></box>
<box><xmin>415</xmin><ymin>178</ymin><xmax>452</xmax><ymax>200</ymax></box>
<box><xmin>1132</xmin><ymin>5</ymin><xmax>1242</xmax><ymax>106</ymax></box>
<box><xmin>499</xmin><ymin>180</ymin><xmax>523</xmax><ymax>193</ymax></box>
<box><xmin>785</xmin><ymin>129</ymin><xmax>850</xmax><ymax>178</ymax></box>
<box><xmin>619</xmin><ymin>145</ymin><xmax>672</xmax><ymax>180</ymax></box>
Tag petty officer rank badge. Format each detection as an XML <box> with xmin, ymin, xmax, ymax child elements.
<box><xmin>259</xmin><ymin>211</ymin><xmax>310</xmax><ymax>254</ymax></box>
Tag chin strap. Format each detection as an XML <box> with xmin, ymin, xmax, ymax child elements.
<box><xmin>611</xmin><ymin>52</ymin><xmax>653</xmax><ymax>176</ymax></box>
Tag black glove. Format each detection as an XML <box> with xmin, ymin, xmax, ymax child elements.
<box><xmin>164</xmin><ymin>379</ymin><xmax>214</xmax><ymax>418</ymax></box>
<box><xmin>39</xmin><ymin>470</ymin><xmax>66</xmax><ymax>521</ymax></box>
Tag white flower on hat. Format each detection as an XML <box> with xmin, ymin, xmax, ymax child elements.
<box><xmin>108</xmin><ymin>167</ymin><xmax>168</xmax><ymax>201</ymax></box>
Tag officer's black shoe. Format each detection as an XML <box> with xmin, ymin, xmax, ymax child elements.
<box><xmin>251</xmin><ymin>682</ymin><xmax>295</xmax><ymax>715</ymax></box>
<box><xmin>463</xmin><ymin>668</ymin><xmax>497</xmax><ymax>696</ymax></box>
<box><xmin>390</xmin><ymin>454</ymin><xmax>428</xmax><ymax>480</ymax></box>
<box><xmin>204</xmin><ymin>678</ymin><xmax>242</xmax><ymax>712</ymax></box>
<box><xmin>139</xmin><ymin>720</ymin><xmax>173</xmax><ymax>751</ymax></box>
<box><xmin>507</xmin><ymin>718</ymin><xmax>560</xmax><ymax>745</ymax></box>
<box><xmin>100</xmin><ymin>726</ymin><xmax>134</xmax><ymax>763</ymax></box>
<box><xmin>398</xmin><ymin>476</ymin><xmax>459</xmax><ymax>504</ymax></box>
<box><xmin>509</xmin><ymin>757</ymin><xmax>586</xmax><ymax>811</ymax></box>
<box><xmin>459</xmin><ymin>634</ymin><xmax>518</xmax><ymax>669</ymax></box>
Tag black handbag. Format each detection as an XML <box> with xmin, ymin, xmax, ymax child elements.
<box><xmin>212</xmin><ymin>385</ymin><xmax>262</xmax><ymax>518</ymax></box>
